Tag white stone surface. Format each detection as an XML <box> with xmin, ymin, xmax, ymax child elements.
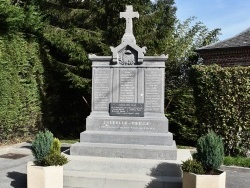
<box><xmin>63</xmin><ymin>150</ymin><xmax>192</xmax><ymax>188</ymax></box>
<box><xmin>183</xmin><ymin>171</ymin><xmax>226</xmax><ymax>188</ymax></box>
<box><xmin>27</xmin><ymin>161</ymin><xmax>63</xmax><ymax>188</ymax></box>
<box><xmin>120</xmin><ymin>5</ymin><xmax>139</xmax><ymax>44</ymax></box>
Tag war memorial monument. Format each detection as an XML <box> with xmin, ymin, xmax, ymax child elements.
<box><xmin>70</xmin><ymin>5</ymin><xmax>177</xmax><ymax>160</ymax></box>
<box><xmin>65</xmin><ymin>5</ymin><xmax>191</xmax><ymax>188</ymax></box>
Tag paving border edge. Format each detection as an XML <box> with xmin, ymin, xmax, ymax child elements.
<box><xmin>220</xmin><ymin>165</ymin><xmax>250</xmax><ymax>172</ymax></box>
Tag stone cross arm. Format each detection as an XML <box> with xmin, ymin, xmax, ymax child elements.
<box><xmin>120</xmin><ymin>5</ymin><xmax>139</xmax><ymax>34</ymax></box>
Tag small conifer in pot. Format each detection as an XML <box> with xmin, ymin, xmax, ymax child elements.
<box><xmin>44</xmin><ymin>138</ymin><xmax>69</xmax><ymax>166</ymax></box>
<box><xmin>31</xmin><ymin>130</ymin><xmax>53</xmax><ymax>166</ymax></box>
<box><xmin>31</xmin><ymin>130</ymin><xmax>68</xmax><ymax>166</ymax></box>
<box><xmin>182</xmin><ymin>131</ymin><xmax>224</xmax><ymax>175</ymax></box>
<box><xmin>196</xmin><ymin>131</ymin><xmax>224</xmax><ymax>174</ymax></box>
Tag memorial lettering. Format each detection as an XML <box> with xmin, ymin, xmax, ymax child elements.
<box><xmin>145</xmin><ymin>69</ymin><xmax>162</xmax><ymax>112</ymax></box>
<box><xmin>110</xmin><ymin>103</ymin><xmax>144</xmax><ymax>117</ymax></box>
<box><xmin>119</xmin><ymin>69</ymin><xmax>137</xmax><ymax>103</ymax></box>
<box><xmin>93</xmin><ymin>68</ymin><xmax>111</xmax><ymax>111</ymax></box>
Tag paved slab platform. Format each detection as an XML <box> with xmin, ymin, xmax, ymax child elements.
<box><xmin>0</xmin><ymin>142</ymin><xmax>249</xmax><ymax>188</ymax></box>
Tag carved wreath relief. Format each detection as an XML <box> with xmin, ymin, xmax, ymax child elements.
<box><xmin>118</xmin><ymin>46</ymin><xmax>137</xmax><ymax>65</ymax></box>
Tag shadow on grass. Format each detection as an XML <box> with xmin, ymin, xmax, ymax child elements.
<box><xmin>7</xmin><ymin>171</ymin><xmax>27</xmax><ymax>188</ymax></box>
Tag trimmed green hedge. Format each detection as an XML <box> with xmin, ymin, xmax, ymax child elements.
<box><xmin>190</xmin><ymin>65</ymin><xmax>250</xmax><ymax>156</ymax></box>
<box><xmin>0</xmin><ymin>35</ymin><xmax>44</xmax><ymax>141</ymax></box>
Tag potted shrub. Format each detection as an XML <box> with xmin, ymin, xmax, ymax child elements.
<box><xmin>27</xmin><ymin>130</ymin><xmax>68</xmax><ymax>188</ymax></box>
<box><xmin>182</xmin><ymin>131</ymin><xmax>226</xmax><ymax>188</ymax></box>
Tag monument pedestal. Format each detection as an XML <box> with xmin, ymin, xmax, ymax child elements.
<box><xmin>71</xmin><ymin>113</ymin><xmax>177</xmax><ymax>160</ymax></box>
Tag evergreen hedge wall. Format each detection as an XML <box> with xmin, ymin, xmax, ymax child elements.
<box><xmin>191</xmin><ymin>65</ymin><xmax>250</xmax><ymax>156</ymax></box>
<box><xmin>0</xmin><ymin>35</ymin><xmax>44</xmax><ymax>141</ymax></box>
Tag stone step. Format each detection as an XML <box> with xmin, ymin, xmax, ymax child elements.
<box><xmin>63</xmin><ymin>170</ymin><xmax>182</xmax><ymax>188</ymax></box>
<box><xmin>63</xmin><ymin>155</ymin><xmax>183</xmax><ymax>176</ymax></box>
<box><xmin>62</xmin><ymin>150</ymin><xmax>191</xmax><ymax>188</ymax></box>
<box><xmin>70</xmin><ymin>142</ymin><xmax>177</xmax><ymax>160</ymax></box>
<box><xmin>80</xmin><ymin>130</ymin><xmax>174</xmax><ymax>146</ymax></box>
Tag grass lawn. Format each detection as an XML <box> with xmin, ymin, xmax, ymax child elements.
<box><xmin>60</xmin><ymin>139</ymin><xmax>79</xmax><ymax>144</ymax></box>
<box><xmin>224</xmin><ymin>156</ymin><xmax>250</xmax><ymax>168</ymax></box>
<box><xmin>177</xmin><ymin>145</ymin><xmax>250</xmax><ymax>168</ymax></box>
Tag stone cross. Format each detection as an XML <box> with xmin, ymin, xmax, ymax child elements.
<box><xmin>120</xmin><ymin>5</ymin><xmax>139</xmax><ymax>43</ymax></box>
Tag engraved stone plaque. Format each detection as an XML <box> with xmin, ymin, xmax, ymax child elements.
<box><xmin>93</xmin><ymin>68</ymin><xmax>111</xmax><ymax>111</ymax></box>
<box><xmin>144</xmin><ymin>69</ymin><xmax>163</xmax><ymax>112</ymax></box>
<box><xmin>119</xmin><ymin>69</ymin><xmax>137</xmax><ymax>103</ymax></box>
<box><xmin>110</xmin><ymin>103</ymin><xmax>144</xmax><ymax>117</ymax></box>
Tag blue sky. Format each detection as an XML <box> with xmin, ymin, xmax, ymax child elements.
<box><xmin>174</xmin><ymin>0</ymin><xmax>250</xmax><ymax>41</ymax></box>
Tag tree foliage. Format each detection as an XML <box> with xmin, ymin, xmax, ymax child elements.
<box><xmin>166</xmin><ymin>18</ymin><xmax>220</xmax><ymax>145</ymax></box>
<box><xmin>0</xmin><ymin>0</ymin><xmax>24</xmax><ymax>34</ymax></box>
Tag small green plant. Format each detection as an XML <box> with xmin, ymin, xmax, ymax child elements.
<box><xmin>196</xmin><ymin>131</ymin><xmax>224</xmax><ymax>173</ymax></box>
<box><xmin>31</xmin><ymin>131</ymin><xmax>68</xmax><ymax>166</ymax></box>
<box><xmin>182</xmin><ymin>159</ymin><xmax>205</xmax><ymax>174</ymax></box>
<box><xmin>31</xmin><ymin>130</ymin><xmax>53</xmax><ymax>166</ymax></box>
<box><xmin>43</xmin><ymin>138</ymin><xmax>68</xmax><ymax>166</ymax></box>
<box><xmin>51</xmin><ymin>138</ymin><xmax>61</xmax><ymax>154</ymax></box>
<box><xmin>182</xmin><ymin>131</ymin><xmax>224</xmax><ymax>174</ymax></box>
<box><xmin>44</xmin><ymin>152</ymin><xmax>69</xmax><ymax>166</ymax></box>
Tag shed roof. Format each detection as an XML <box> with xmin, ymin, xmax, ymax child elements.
<box><xmin>197</xmin><ymin>27</ymin><xmax>250</xmax><ymax>51</ymax></box>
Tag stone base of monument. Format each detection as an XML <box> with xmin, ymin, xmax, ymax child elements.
<box><xmin>70</xmin><ymin>141</ymin><xmax>177</xmax><ymax>160</ymax></box>
<box><xmin>63</xmin><ymin>149</ymin><xmax>192</xmax><ymax>188</ymax></box>
<box><xmin>70</xmin><ymin>114</ymin><xmax>177</xmax><ymax>160</ymax></box>
<box><xmin>80</xmin><ymin>131</ymin><xmax>174</xmax><ymax>146</ymax></box>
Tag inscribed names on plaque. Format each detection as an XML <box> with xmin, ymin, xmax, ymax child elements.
<box><xmin>93</xmin><ymin>68</ymin><xmax>111</xmax><ymax>111</ymax></box>
<box><xmin>144</xmin><ymin>69</ymin><xmax>162</xmax><ymax>112</ymax></box>
<box><xmin>110</xmin><ymin>103</ymin><xmax>144</xmax><ymax>117</ymax></box>
<box><xmin>119</xmin><ymin>69</ymin><xmax>137</xmax><ymax>103</ymax></box>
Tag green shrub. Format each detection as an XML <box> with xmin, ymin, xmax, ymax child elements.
<box><xmin>51</xmin><ymin>138</ymin><xmax>61</xmax><ymax>154</ymax></box>
<box><xmin>190</xmin><ymin>65</ymin><xmax>250</xmax><ymax>156</ymax></box>
<box><xmin>181</xmin><ymin>159</ymin><xmax>205</xmax><ymax>174</ymax></box>
<box><xmin>31</xmin><ymin>132</ymin><xmax>68</xmax><ymax>166</ymax></box>
<box><xmin>196</xmin><ymin>131</ymin><xmax>224</xmax><ymax>172</ymax></box>
<box><xmin>44</xmin><ymin>138</ymin><xmax>68</xmax><ymax>166</ymax></box>
<box><xmin>44</xmin><ymin>152</ymin><xmax>68</xmax><ymax>166</ymax></box>
<box><xmin>31</xmin><ymin>130</ymin><xmax>53</xmax><ymax>166</ymax></box>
